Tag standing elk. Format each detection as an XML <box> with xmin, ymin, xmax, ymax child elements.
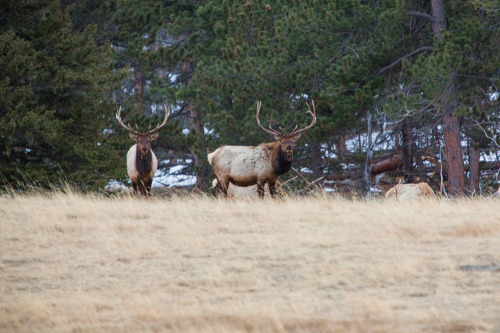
<box><xmin>208</xmin><ymin>101</ymin><xmax>316</xmax><ymax>198</ymax></box>
<box><xmin>116</xmin><ymin>105</ymin><xmax>170</xmax><ymax>197</ymax></box>
<box><xmin>211</xmin><ymin>177</ymin><xmax>297</xmax><ymax>198</ymax></box>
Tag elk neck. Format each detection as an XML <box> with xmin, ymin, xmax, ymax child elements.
<box><xmin>275</xmin><ymin>143</ymin><xmax>292</xmax><ymax>176</ymax></box>
<box><xmin>135</xmin><ymin>147</ymin><xmax>153</xmax><ymax>175</ymax></box>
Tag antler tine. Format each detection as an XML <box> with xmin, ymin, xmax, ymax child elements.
<box><xmin>116</xmin><ymin>106</ymin><xmax>139</xmax><ymax>135</ymax></box>
<box><xmin>277</xmin><ymin>125</ymin><xmax>286</xmax><ymax>136</ymax></box>
<box><xmin>147</xmin><ymin>103</ymin><xmax>170</xmax><ymax>135</ymax></box>
<box><xmin>291</xmin><ymin>100</ymin><xmax>317</xmax><ymax>136</ymax></box>
<box><xmin>256</xmin><ymin>101</ymin><xmax>282</xmax><ymax>137</ymax></box>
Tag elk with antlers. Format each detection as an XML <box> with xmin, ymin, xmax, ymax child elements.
<box><xmin>208</xmin><ymin>101</ymin><xmax>316</xmax><ymax>198</ymax></box>
<box><xmin>116</xmin><ymin>105</ymin><xmax>170</xmax><ymax>196</ymax></box>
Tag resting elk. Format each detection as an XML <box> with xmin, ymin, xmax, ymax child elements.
<box><xmin>385</xmin><ymin>182</ymin><xmax>434</xmax><ymax>201</ymax></box>
<box><xmin>208</xmin><ymin>101</ymin><xmax>316</xmax><ymax>198</ymax></box>
<box><xmin>116</xmin><ymin>105</ymin><xmax>170</xmax><ymax>197</ymax></box>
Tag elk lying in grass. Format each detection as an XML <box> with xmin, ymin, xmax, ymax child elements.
<box><xmin>116</xmin><ymin>105</ymin><xmax>170</xmax><ymax>197</ymax></box>
<box><xmin>385</xmin><ymin>182</ymin><xmax>434</xmax><ymax>201</ymax></box>
<box><xmin>208</xmin><ymin>101</ymin><xmax>316</xmax><ymax>198</ymax></box>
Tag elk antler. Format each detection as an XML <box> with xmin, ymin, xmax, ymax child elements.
<box><xmin>291</xmin><ymin>100</ymin><xmax>317</xmax><ymax>136</ymax></box>
<box><xmin>256</xmin><ymin>101</ymin><xmax>283</xmax><ymax>137</ymax></box>
<box><xmin>147</xmin><ymin>104</ymin><xmax>170</xmax><ymax>135</ymax></box>
<box><xmin>116</xmin><ymin>106</ymin><xmax>140</xmax><ymax>135</ymax></box>
<box><xmin>116</xmin><ymin>104</ymin><xmax>170</xmax><ymax>135</ymax></box>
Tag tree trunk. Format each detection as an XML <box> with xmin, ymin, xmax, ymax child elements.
<box><xmin>401</xmin><ymin>117</ymin><xmax>415</xmax><ymax>183</ymax></box>
<box><xmin>337</xmin><ymin>135</ymin><xmax>347</xmax><ymax>156</ymax></box>
<box><xmin>133</xmin><ymin>66</ymin><xmax>145</xmax><ymax>114</ymax></box>
<box><xmin>468</xmin><ymin>144</ymin><xmax>480</xmax><ymax>194</ymax></box>
<box><xmin>430</xmin><ymin>0</ymin><xmax>446</xmax><ymax>37</ymax></box>
<box><xmin>310</xmin><ymin>142</ymin><xmax>324</xmax><ymax>184</ymax></box>
<box><xmin>363</xmin><ymin>111</ymin><xmax>373</xmax><ymax>198</ymax></box>
<box><xmin>187</xmin><ymin>104</ymin><xmax>209</xmax><ymax>192</ymax></box>
<box><xmin>431</xmin><ymin>0</ymin><xmax>465</xmax><ymax>196</ymax></box>
<box><xmin>442</xmin><ymin>111</ymin><xmax>465</xmax><ymax>196</ymax></box>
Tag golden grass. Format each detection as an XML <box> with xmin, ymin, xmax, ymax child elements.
<box><xmin>1</xmin><ymin>192</ymin><xmax>500</xmax><ymax>332</ymax></box>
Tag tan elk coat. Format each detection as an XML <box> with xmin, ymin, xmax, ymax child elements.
<box><xmin>127</xmin><ymin>144</ymin><xmax>158</xmax><ymax>186</ymax></box>
<box><xmin>385</xmin><ymin>182</ymin><xmax>434</xmax><ymax>201</ymax></box>
<box><xmin>208</xmin><ymin>141</ymin><xmax>291</xmax><ymax>194</ymax></box>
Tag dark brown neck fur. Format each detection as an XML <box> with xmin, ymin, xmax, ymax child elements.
<box><xmin>276</xmin><ymin>145</ymin><xmax>292</xmax><ymax>175</ymax></box>
<box><xmin>262</xmin><ymin>141</ymin><xmax>292</xmax><ymax>176</ymax></box>
<box><xmin>136</xmin><ymin>148</ymin><xmax>153</xmax><ymax>175</ymax></box>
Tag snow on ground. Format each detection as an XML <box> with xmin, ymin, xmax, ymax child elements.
<box><xmin>152</xmin><ymin>165</ymin><xmax>196</xmax><ymax>188</ymax></box>
<box><xmin>105</xmin><ymin>163</ymin><xmax>196</xmax><ymax>190</ymax></box>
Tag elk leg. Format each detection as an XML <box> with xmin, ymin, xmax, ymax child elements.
<box><xmin>137</xmin><ymin>180</ymin><xmax>146</xmax><ymax>197</ymax></box>
<box><xmin>257</xmin><ymin>180</ymin><xmax>265</xmax><ymax>198</ymax></box>
<box><xmin>145</xmin><ymin>178</ymin><xmax>153</xmax><ymax>197</ymax></box>
<box><xmin>269</xmin><ymin>182</ymin><xmax>277</xmax><ymax>198</ymax></box>
<box><xmin>132</xmin><ymin>181</ymin><xmax>138</xmax><ymax>195</ymax></box>
<box><xmin>218</xmin><ymin>176</ymin><xmax>230</xmax><ymax>197</ymax></box>
<box><xmin>211</xmin><ymin>178</ymin><xmax>224</xmax><ymax>197</ymax></box>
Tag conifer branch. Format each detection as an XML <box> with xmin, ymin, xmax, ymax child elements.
<box><xmin>377</xmin><ymin>46</ymin><xmax>435</xmax><ymax>74</ymax></box>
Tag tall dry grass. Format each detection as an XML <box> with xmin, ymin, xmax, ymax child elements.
<box><xmin>1</xmin><ymin>191</ymin><xmax>500</xmax><ymax>332</ymax></box>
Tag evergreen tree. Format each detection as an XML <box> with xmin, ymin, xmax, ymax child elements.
<box><xmin>0</xmin><ymin>0</ymin><xmax>124</xmax><ymax>189</ymax></box>
<box><xmin>400</xmin><ymin>0</ymin><xmax>499</xmax><ymax>195</ymax></box>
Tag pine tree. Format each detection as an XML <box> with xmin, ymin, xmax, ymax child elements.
<box><xmin>0</xmin><ymin>0</ymin><xmax>124</xmax><ymax>189</ymax></box>
<box><xmin>402</xmin><ymin>0</ymin><xmax>499</xmax><ymax>195</ymax></box>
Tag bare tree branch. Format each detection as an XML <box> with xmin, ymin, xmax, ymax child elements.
<box><xmin>457</xmin><ymin>74</ymin><xmax>494</xmax><ymax>81</ymax></box>
<box><xmin>479</xmin><ymin>7</ymin><xmax>500</xmax><ymax>12</ymax></box>
<box><xmin>474</xmin><ymin>120</ymin><xmax>500</xmax><ymax>148</ymax></box>
<box><xmin>377</xmin><ymin>46</ymin><xmax>435</xmax><ymax>74</ymax></box>
<box><xmin>406</xmin><ymin>11</ymin><xmax>436</xmax><ymax>22</ymax></box>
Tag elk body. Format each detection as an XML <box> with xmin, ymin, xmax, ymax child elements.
<box><xmin>116</xmin><ymin>106</ymin><xmax>170</xmax><ymax>196</ymax></box>
<box><xmin>385</xmin><ymin>182</ymin><xmax>434</xmax><ymax>201</ymax></box>
<box><xmin>208</xmin><ymin>101</ymin><xmax>316</xmax><ymax>198</ymax></box>
<box><xmin>211</xmin><ymin>178</ymin><xmax>294</xmax><ymax>198</ymax></box>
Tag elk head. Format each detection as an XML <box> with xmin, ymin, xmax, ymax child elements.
<box><xmin>256</xmin><ymin>100</ymin><xmax>316</xmax><ymax>161</ymax></box>
<box><xmin>116</xmin><ymin>105</ymin><xmax>170</xmax><ymax>160</ymax></box>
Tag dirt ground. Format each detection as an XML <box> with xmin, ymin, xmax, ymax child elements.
<box><xmin>1</xmin><ymin>192</ymin><xmax>499</xmax><ymax>332</ymax></box>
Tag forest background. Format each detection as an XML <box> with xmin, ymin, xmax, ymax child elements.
<box><xmin>1</xmin><ymin>0</ymin><xmax>499</xmax><ymax>196</ymax></box>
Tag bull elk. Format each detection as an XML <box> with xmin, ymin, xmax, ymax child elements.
<box><xmin>208</xmin><ymin>101</ymin><xmax>316</xmax><ymax>198</ymax></box>
<box><xmin>211</xmin><ymin>176</ymin><xmax>297</xmax><ymax>198</ymax></box>
<box><xmin>116</xmin><ymin>105</ymin><xmax>170</xmax><ymax>196</ymax></box>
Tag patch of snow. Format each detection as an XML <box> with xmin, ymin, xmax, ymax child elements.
<box><xmin>300</xmin><ymin>167</ymin><xmax>312</xmax><ymax>173</ymax></box>
<box><xmin>105</xmin><ymin>180</ymin><xmax>128</xmax><ymax>190</ymax></box>
<box><xmin>152</xmin><ymin>165</ymin><xmax>196</xmax><ymax>188</ymax></box>
<box><xmin>106</xmin><ymin>163</ymin><xmax>197</xmax><ymax>190</ymax></box>
<box><xmin>170</xmin><ymin>74</ymin><xmax>179</xmax><ymax>84</ymax></box>
<box><xmin>422</xmin><ymin>160</ymin><xmax>434</xmax><ymax>167</ymax></box>
<box><xmin>480</xmin><ymin>151</ymin><xmax>499</xmax><ymax>163</ymax></box>
<box><xmin>339</xmin><ymin>163</ymin><xmax>358</xmax><ymax>170</ymax></box>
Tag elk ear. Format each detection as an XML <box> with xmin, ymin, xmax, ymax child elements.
<box><xmin>129</xmin><ymin>133</ymin><xmax>138</xmax><ymax>140</ymax></box>
<box><xmin>292</xmin><ymin>134</ymin><xmax>301</xmax><ymax>142</ymax></box>
<box><xmin>274</xmin><ymin>135</ymin><xmax>282</xmax><ymax>141</ymax></box>
<box><xmin>150</xmin><ymin>132</ymin><xmax>160</xmax><ymax>141</ymax></box>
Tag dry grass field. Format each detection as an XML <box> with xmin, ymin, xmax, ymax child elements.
<box><xmin>1</xmin><ymin>191</ymin><xmax>500</xmax><ymax>332</ymax></box>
